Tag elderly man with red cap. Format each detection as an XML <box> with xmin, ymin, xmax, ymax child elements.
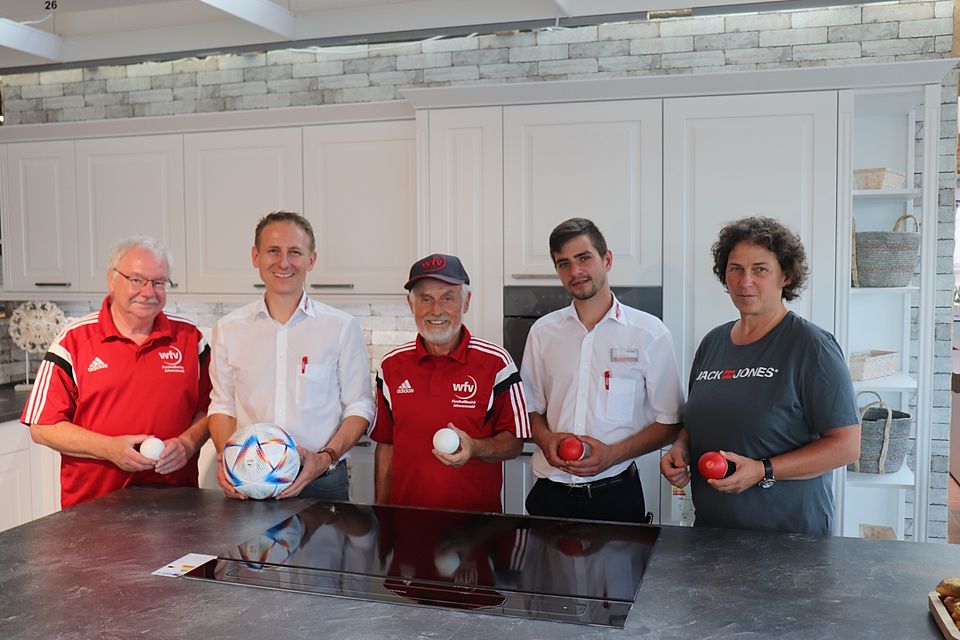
<box><xmin>371</xmin><ymin>253</ymin><xmax>531</xmax><ymax>513</ymax></box>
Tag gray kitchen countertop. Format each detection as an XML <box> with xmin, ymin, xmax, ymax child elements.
<box><xmin>0</xmin><ymin>383</ymin><xmax>33</xmax><ymax>423</ymax></box>
<box><xmin>0</xmin><ymin>486</ymin><xmax>955</xmax><ymax>639</ymax></box>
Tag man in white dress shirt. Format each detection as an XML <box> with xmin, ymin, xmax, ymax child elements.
<box><xmin>208</xmin><ymin>211</ymin><xmax>376</xmax><ymax>500</ymax></box>
<box><xmin>520</xmin><ymin>218</ymin><xmax>684</xmax><ymax>523</ymax></box>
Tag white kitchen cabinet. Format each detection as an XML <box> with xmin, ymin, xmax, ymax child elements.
<box><xmin>2</xmin><ymin>141</ymin><xmax>79</xmax><ymax>293</ymax></box>
<box><xmin>28</xmin><ymin>435</ymin><xmax>61</xmax><ymax>520</ymax></box>
<box><xmin>0</xmin><ymin>420</ymin><xmax>33</xmax><ymax>532</ymax></box>
<box><xmin>662</xmin><ymin>91</ymin><xmax>839</xmax><ymax>375</ymax></box>
<box><xmin>423</xmin><ymin>106</ymin><xmax>504</xmax><ymax>343</ymax></box>
<box><xmin>502</xmin><ymin>449</ymin><xmax>535</xmax><ymax>516</ymax></box>
<box><xmin>835</xmin><ymin>85</ymin><xmax>940</xmax><ymax>540</ymax></box>
<box><xmin>1</xmin><ymin>418</ymin><xmax>61</xmax><ymax>532</ymax></box>
<box><xmin>503</xmin><ymin>100</ymin><xmax>662</xmax><ymax>287</ymax></box>
<box><xmin>303</xmin><ymin>121</ymin><xmax>416</xmax><ymax>295</ymax></box>
<box><xmin>76</xmin><ymin>135</ymin><xmax>186</xmax><ymax>292</ymax></box>
<box><xmin>346</xmin><ymin>439</ymin><xmax>375</xmax><ymax>504</ymax></box>
<box><xmin>2</xmin><ymin>136</ymin><xmax>186</xmax><ymax>295</ymax></box>
<box><xmin>184</xmin><ymin>127</ymin><xmax>303</xmax><ymax>294</ymax></box>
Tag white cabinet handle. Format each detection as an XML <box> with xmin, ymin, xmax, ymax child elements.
<box><xmin>510</xmin><ymin>273</ymin><xmax>556</xmax><ymax>280</ymax></box>
<box><xmin>34</xmin><ymin>282</ymin><xmax>71</xmax><ymax>287</ymax></box>
<box><xmin>310</xmin><ymin>284</ymin><xmax>355</xmax><ymax>289</ymax></box>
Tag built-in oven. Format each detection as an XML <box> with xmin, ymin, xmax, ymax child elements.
<box><xmin>502</xmin><ymin>285</ymin><xmax>662</xmax><ymax>366</ymax></box>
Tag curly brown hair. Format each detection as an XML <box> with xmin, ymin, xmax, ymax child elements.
<box><xmin>711</xmin><ymin>216</ymin><xmax>808</xmax><ymax>301</ymax></box>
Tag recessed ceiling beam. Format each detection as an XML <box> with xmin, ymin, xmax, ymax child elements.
<box><xmin>0</xmin><ymin>18</ymin><xmax>63</xmax><ymax>61</ymax></box>
<box><xmin>197</xmin><ymin>0</ymin><xmax>295</xmax><ymax>41</ymax></box>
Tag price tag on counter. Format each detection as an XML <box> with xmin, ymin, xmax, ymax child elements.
<box><xmin>152</xmin><ymin>553</ymin><xmax>217</xmax><ymax>578</ymax></box>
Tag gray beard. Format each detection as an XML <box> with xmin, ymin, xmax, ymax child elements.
<box><xmin>420</xmin><ymin>321</ymin><xmax>462</xmax><ymax>346</ymax></box>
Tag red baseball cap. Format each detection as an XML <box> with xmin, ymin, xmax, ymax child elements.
<box><xmin>404</xmin><ymin>253</ymin><xmax>470</xmax><ymax>290</ymax></box>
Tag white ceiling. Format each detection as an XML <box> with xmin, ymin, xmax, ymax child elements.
<box><xmin>0</xmin><ymin>0</ymin><xmax>854</xmax><ymax>73</ymax></box>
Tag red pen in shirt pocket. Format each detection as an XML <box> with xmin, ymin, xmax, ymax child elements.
<box><xmin>604</xmin><ymin>370</ymin><xmax>610</xmax><ymax>390</ymax></box>
<box><xmin>301</xmin><ymin>356</ymin><xmax>308</xmax><ymax>374</ymax></box>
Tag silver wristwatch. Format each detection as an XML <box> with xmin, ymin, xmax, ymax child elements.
<box><xmin>320</xmin><ymin>447</ymin><xmax>339</xmax><ymax>473</ymax></box>
<box><xmin>758</xmin><ymin>458</ymin><xmax>776</xmax><ymax>489</ymax></box>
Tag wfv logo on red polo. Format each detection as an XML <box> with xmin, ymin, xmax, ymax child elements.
<box><xmin>158</xmin><ymin>347</ymin><xmax>182</xmax><ymax>366</ymax></box>
<box><xmin>159</xmin><ymin>346</ymin><xmax>185</xmax><ymax>373</ymax></box>
<box><xmin>451</xmin><ymin>375</ymin><xmax>479</xmax><ymax>409</ymax></box>
<box><xmin>452</xmin><ymin>376</ymin><xmax>478</xmax><ymax>400</ymax></box>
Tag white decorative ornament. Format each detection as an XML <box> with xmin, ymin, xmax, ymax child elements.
<box><xmin>9</xmin><ymin>301</ymin><xmax>66</xmax><ymax>390</ymax></box>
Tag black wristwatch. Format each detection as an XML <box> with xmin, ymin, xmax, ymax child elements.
<box><xmin>758</xmin><ymin>458</ymin><xmax>776</xmax><ymax>489</ymax></box>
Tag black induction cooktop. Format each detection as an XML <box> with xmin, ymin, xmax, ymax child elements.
<box><xmin>184</xmin><ymin>501</ymin><xmax>659</xmax><ymax>628</ymax></box>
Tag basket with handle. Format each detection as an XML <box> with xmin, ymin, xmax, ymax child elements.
<box><xmin>848</xmin><ymin>390</ymin><xmax>911</xmax><ymax>474</ymax></box>
<box><xmin>852</xmin><ymin>213</ymin><xmax>920</xmax><ymax>288</ymax></box>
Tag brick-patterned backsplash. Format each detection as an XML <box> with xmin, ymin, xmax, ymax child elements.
<box><xmin>0</xmin><ymin>299</ymin><xmax>416</xmax><ymax>385</ymax></box>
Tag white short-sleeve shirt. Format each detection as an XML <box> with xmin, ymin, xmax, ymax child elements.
<box><xmin>208</xmin><ymin>291</ymin><xmax>376</xmax><ymax>453</ymax></box>
<box><xmin>520</xmin><ymin>294</ymin><xmax>684</xmax><ymax>483</ymax></box>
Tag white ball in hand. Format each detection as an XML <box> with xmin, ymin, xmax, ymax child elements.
<box><xmin>434</xmin><ymin>550</ymin><xmax>461</xmax><ymax>577</ymax></box>
<box><xmin>140</xmin><ymin>436</ymin><xmax>165</xmax><ymax>461</ymax></box>
<box><xmin>433</xmin><ymin>428</ymin><xmax>460</xmax><ymax>454</ymax></box>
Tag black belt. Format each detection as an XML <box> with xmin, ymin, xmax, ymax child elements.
<box><xmin>563</xmin><ymin>461</ymin><xmax>638</xmax><ymax>496</ymax></box>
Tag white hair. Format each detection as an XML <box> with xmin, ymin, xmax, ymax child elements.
<box><xmin>106</xmin><ymin>235</ymin><xmax>173</xmax><ymax>279</ymax></box>
<box><xmin>407</xmin><ymin>283</ymin><xmax>470</xmax><ymax>304</ymax></box>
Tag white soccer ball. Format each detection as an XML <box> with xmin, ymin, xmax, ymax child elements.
<box><xmin>222</xmin><ymin>423</ymin><xmax>301</xmax><ymax>499</ymax></box>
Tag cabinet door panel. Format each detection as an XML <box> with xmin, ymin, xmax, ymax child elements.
<box><xmin>184</xmin><ymin>128</ymin><xmax>302</xmax><ymax>293</ymax></box>
<box><xmin>303</xmin><ymin>121</ymin><xmax>416</xmax><ymax>295</ymax></box>
<box><xmin>3</xmin><ymin>141</ymin><xmax>78</xmax><ymax>292</ymax></box>
<box><xmin>662</xmin><ymin>91</ymin><xmax>839</xmax><ymax>374</ymax></box>
<box><xmin>504</xmin><ymin>100</ymin><xmax>662</xmax><ymax>286</ymax></box>
<box><xmin>76</xmin><ymin>135</ymin><xmax>185</xmax><ymax>292</ymax></box>
<box><xmin>346</xmin><ymin>442</ymin><xmax>375</xmax><ymax>504</ymax></box>
<box><xmin>426</xmin><ymin>107</ymin><xmax>503</xmax><ymax>342</ymax></box>
<box><xmin>0</xmin><ymin>420</ymin><xmax>32</xmax><ymax>533</ymax></box>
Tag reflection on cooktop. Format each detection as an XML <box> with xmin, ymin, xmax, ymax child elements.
<box><xmin>184</xmin><ymin>502</ymin><xmax>659</xmax><ymax>628</ymax></box>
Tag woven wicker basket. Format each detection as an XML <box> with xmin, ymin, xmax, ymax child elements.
<box><xmin>848</xmin><ymin>391</ymin><xmax>912</xmax><ymax>474</ymax></box>
<box><xmin>851</xmin><ymin>214</ymin><xmax>920</xmax><ymax>288</ymax></box>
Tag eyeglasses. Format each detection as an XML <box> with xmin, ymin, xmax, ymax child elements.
<box><xmin>113</xmin><ymin>269</ymin><xmax>172</xmax><ymax>291</ymax></box>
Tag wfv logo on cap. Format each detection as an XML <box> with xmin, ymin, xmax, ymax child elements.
<box><xmin>420</xmin><ymin>255</ymin><xmax>446</xmax><ymax>272</ymax></box>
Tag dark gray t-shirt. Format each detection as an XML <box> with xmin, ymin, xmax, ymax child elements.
<box><xmin>684</xmin><ymin>312</ymin><xmax>858</xmax><ymax>536</ymax></box>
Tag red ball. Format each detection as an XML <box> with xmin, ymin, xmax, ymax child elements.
<box><xmin>698</xmin><ymin>451</ymin><xmax>730</xmax><ymax>480</ymax></box>
<box><xmin>558</xmin><ymin>436</ymin><xmax>585</xmax><ymax>461</ymax></box>
<box><xmin>555</xmin><ymin>537</ymin><xmax>585</xmax><ymax>556</ymax></box>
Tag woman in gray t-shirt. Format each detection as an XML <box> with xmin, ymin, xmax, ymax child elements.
<box><xmin>660</xmin><ymin>216</ymin><xmax>859</xmax><ymax>535</ymax></box>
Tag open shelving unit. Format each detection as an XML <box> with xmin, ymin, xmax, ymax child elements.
<box><xmin>834</xmin><ymin>81</ymin><xmax>941</xmax><ymax>541</ymax></box>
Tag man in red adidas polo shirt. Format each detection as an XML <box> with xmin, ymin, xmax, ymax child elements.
<box><xmin>371</xmin><ymin>253</ymin><xmax>531</xmax><ymax>513</ymax></box>
<box><xmin>22</xmin><ymin>236</ymin><xmax>212</xmax><ymax>508</ymax></box>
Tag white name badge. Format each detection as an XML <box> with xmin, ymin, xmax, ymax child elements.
<box><xmin>610</xmin><ymin>348</ymin><xmax>640</xmax><ymax>362</ymax></box>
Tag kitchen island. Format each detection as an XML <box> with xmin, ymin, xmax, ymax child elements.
<box><xmin>0</xmin><ymin>486</ymin><xmax>956</xmax><ymax>639</ymax></box>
